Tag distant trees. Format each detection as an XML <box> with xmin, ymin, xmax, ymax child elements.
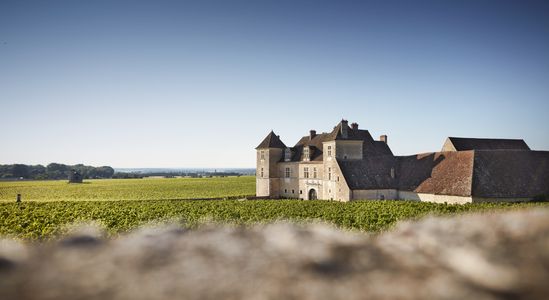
<box><xmin>12</xmin><ymin>164</ymin><xmax>30</xmax><ymax>178</ymax></box>
<box><xmin>46</xmin><ymin>163</ymin><xmax>69</xmax><ymax>179</ymax></box>
<box><xmin>112</xmin><ymin>172</ymin><xmax>143</xmax><ymax>179</ymax></box>
<box><xmin>0</xmin><ymin>163</ymin><xmax>115</xmax><ymax>180</ymax></box>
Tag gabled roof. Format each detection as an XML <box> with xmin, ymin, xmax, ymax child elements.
<box><xmin>472</xmin><ymin>150</ymin><xmax>549</xmax><ymax>198</ymax></box>
<box><xmin>255</xmin><ymin>131</ymin><xmax>286</xmax><ymax>149</ymax></box>
<box><xmin>272</xmin><ymin>120</ymin><xmax>394</xmax><ymax>162</ymax></box>
<box><xmin>445</xmin><ymin>137</ymin><xmax>530</xmax><ymax>151</ymax></box>
<box><xmin>395</xmin><ymin>150</ymin><xmax>549</xmax><ymax>198</ymax></box>
<box><xmin>326</xmin><ymin>121</ymin><xmax>374</xmax><ymax>142</ymax></box>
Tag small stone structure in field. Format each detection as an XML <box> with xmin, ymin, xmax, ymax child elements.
<box><xmin>68</xmin><ymin>170</ymin><xmax>83</xmax><ymax>183</ymax></box>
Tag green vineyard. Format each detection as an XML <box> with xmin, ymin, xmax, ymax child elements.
<box><xmin>2</xmin><ymin>199</ymin><xmax>548</xmax><ymax>239</ymax></box>
<box><xmin>1</xmin><ymin>177</ymin><xmax>548</xmax><ymax>239</ymax></box>
<box><xmin>0</xmin><ymin>177</ymin><xmax>256</xmax><ymax>202</ymax></box>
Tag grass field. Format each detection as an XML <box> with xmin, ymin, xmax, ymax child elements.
<box><xmin>1</xmin><ymin>177</ymin><xmax>548</xmax><ymax>240</ymax></box>
<box><xmin>0</xmin><ymin>176</ymin><xmax>256</xmax><ymax>201</ymax></box>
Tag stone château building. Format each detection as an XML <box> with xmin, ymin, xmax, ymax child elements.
<box><xmin>256</xmin><ymin>120</ymin><xmax>549</xmax><ymax>203</ymax></box>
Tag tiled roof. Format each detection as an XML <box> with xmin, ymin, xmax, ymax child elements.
<box><xmin>365</xmin><ymin>141</ymin><xmax>393</xmax><ymax>157</ymax></box>
<box><xmin>472</xmin><ymin>150</ymin><xmax>549</xmax><ymax>198</ymax></box>
<box><xmin>256</xmin><ymin>131</ymin><xmax>286</xmax><ymax>149</ymax></box>
<box><xmin>337</xmin><ymin>156</ymin><xmax>397</xmax><ymax>190</ymax></box>
<box><xmin>293</xmin><ymin>133</ymin><xmax>332</xmax><ymax>161</ymax></box>
<box><xmin>447</xmin><ymin>137</ymin><xmax>530</xmax><ymax>151</ymax></box>
<box><xmin>397</xmin><ymin>151</ymin><xmax>475</xmax><ymax>197</ymax></box>
<box><xmin>325</xmin><ymin>121</ymin><xmax>374</xmax><ymax>141</ymax></box>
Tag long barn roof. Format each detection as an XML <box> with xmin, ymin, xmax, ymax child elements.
<box><xmin>447</xmin><ymin>137</ymin><xmax>530</xmax><ymax>151</ymax></box>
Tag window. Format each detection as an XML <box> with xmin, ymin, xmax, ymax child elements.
<box><xmin>300</xmin><ymin>190</ymin><xmax>303</xmax><ymax>194</ymax></box>
<box><xmin>304</xmin><ymin>167</ymin><xmax>309</xmax><ymax>178</ymax></box>
<box><xmin>313</xmin><ymin>167</ymin><xmax>317</xmax><ymax>178</ymax></box>
<box><xmin>337</xmin><ymin>176</ymin><xmax>339</xmax><ymax>182</ymax></box>
<box><xmin>260</xmin><ymin>168</ymin><xmax>264</xmax><ymax>177</ymax></box>
<box><xmin>292</xmin><ymin>189</ymin><xmax>295</xmax><ymax>194</ymax></box>
<box><xmin>285</xmin><ymin>167</ymin><xmax>291</xmax><ymax>178</ymax></box>
<box><xmin>284</xmin><ymin>148</ymin><xmax>292</xmax><ymax>161</ymax></box>
<box><xmin>260</xmin><ymin>151</ymin><xmax>265</xmax><ymax>160</ymax></box>
<box><xmin>284</xmin><ymin>189</ymin><xmax>287</xmax><ymax>193</ymax></box>
<box><xmin>328</xmin><ymin>167</ymin><xmax>331</xmax><ymax>180</ymax></box>
<box><xmin>327</xmin><ymin>146</ymin><xmax>332</xmax><ymax>157</ymax></box>
<box><xmin>303</xmin><ymin>147</ymin><xmax>310</xmax><ymax>160</ymax></box>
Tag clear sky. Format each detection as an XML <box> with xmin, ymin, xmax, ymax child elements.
<box><xmin>1</xmin><ymin>0</ymin><xmax>548</xmax><ymax>168</ymax></box>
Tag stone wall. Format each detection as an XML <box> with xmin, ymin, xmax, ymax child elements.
<box><xmin>2</xmin><ymin>209</ymin><xmax>549</xmax><ymax>300</ymax></box>
<box><xmin>351</xmin><ymin>189</ymin><xmax>398</xmax><ymax>200</ymax></box>
<box><xmin>398</xmin><ymin>191</ymin><xmax>472</xmax><ymax>204</ymax></box>
<box><xmin>335</xmin><ymin>140</ymin><xmax>363</xmax><ymax>160</ymax></box>
<box><xmin>441</xmin><ymin>137</ymin><xmax>456</xmax><ymax>151</ymax></box>
<box><xmin>278</xmin><ymin>162</ymin><xmax>299</xmax><ymax>198</ymax></box>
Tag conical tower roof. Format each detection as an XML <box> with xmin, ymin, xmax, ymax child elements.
<box><xmin>256</xmin><ymin>131</ymin><xmax>287</xmax><ymax>149</ymax></box>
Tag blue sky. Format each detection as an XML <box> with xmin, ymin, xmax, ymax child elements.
<box><xmin>1</xmin><ymin>0</ymin><xmax>548</xmax><ymax>168</ymax></box>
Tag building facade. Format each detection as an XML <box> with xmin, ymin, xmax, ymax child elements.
<box><xmin>256</xmin><ymin>120</ymin><xmax>549</xmax><ymax>203</ymax></box>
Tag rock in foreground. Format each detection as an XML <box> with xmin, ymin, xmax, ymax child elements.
<box><xmin>1</xmin><ymin>209</ymin><xmax>549</xmax><ymax>300</ymax></box>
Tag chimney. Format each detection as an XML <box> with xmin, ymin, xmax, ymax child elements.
<box><xmin>380</xmin><ymin>135</ymin><xmax>388</xmax><ymax>144</ymax></box>
<box><xmin>340</xmin><ymin>119</ymin><xmax>348</xmax><ymax>138</ymax></box>
<box><xmin>351</xmin><ymin>122</ymin><xmax>359</xmax><ymax>131</ymax></box>
<box><xmin>309</xmin><ymin>130</ymin><xmax>317</xmax><ymax>140</ymax></box>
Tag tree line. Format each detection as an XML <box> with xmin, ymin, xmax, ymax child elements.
<box><xmin>0</xmin><ymin>163</ymin><xmax>115</xmax><ymax>180</ymax></box>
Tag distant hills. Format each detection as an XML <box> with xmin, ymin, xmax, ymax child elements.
<box><xmin>115</xmin><ymin>168</ymin><xmax>255</xmax><ymax>175</ymax></box>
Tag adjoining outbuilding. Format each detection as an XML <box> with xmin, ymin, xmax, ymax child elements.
<box><xmin>256</xmin><ymin>120</ymin><xmax>549</xmax><ymax>203</ymax></box>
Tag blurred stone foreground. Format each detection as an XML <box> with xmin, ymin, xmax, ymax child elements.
<box><xmin>1</xmin><ymin>209</ymin><xmax>549</xmax><ymax>300</ymax></box>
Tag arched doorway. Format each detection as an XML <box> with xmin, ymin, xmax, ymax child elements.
<box><xmin>308</xmin><ymin>189</ymin><xmax>317</xmax><ymax>200</ymax></box>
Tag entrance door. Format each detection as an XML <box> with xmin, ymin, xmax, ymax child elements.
<box><xmin>308</xmin><ymin>189</ymin><xmax>317</xmax><ymax>200</ymax></box>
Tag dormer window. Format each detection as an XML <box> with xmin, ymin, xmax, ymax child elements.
<box><xmin>303</xmin><ymin>147</ymin><xmax>310</xmax><ymax>161</ymax></box>
<box><xmin>284</xmin><ymin>148</ymin><xmax>292</xmax><ymax>161</ymax></box>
